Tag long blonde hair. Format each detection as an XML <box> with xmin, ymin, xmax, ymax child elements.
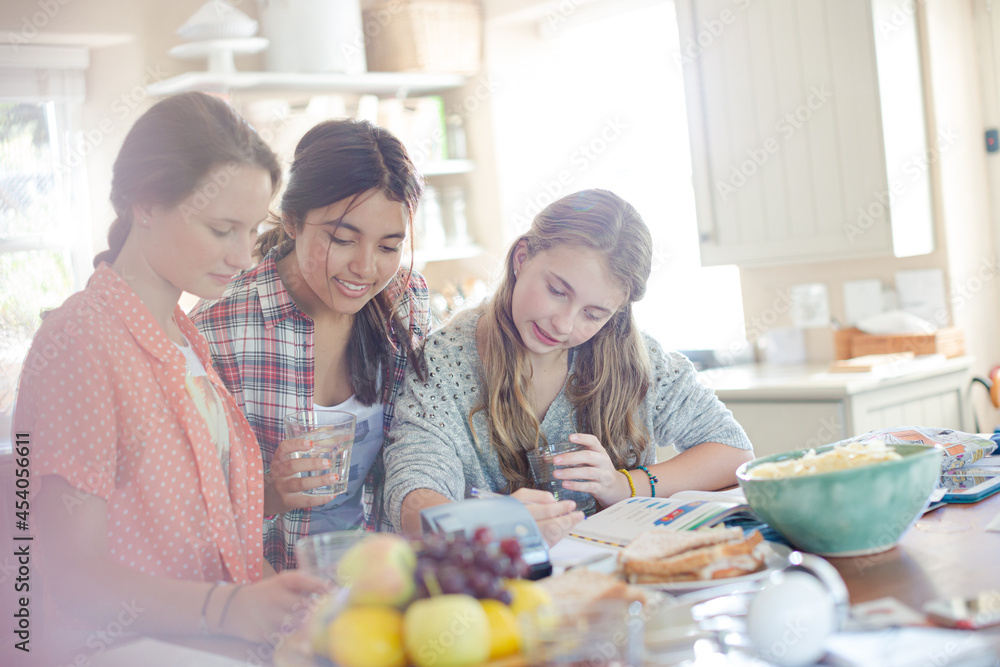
<box><xmin>472</xmin><ymin>189</ymin><xmax>653</xmax><ymax>490</ymax></box>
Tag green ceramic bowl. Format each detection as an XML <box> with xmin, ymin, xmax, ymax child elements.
<box><xmin>737</xmin><ymin>444</ymin><xmax>943</xmax><ymax>557</ymax></box>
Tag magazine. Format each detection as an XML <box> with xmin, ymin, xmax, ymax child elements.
<box><xmin>566</xmin><ymin>489</ymin><xmax>758</xmax><ymax>549</ymax></box>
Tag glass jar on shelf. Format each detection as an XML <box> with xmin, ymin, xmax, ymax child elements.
<box><xmin>439</xmin><ymin>185</ymin><xmax>470</xmax><ymax>247</ymax></box>
<box><xmin>414</xmin><ymin>185</ymin><xmax>445</xmax><ymax>250</ymax></box>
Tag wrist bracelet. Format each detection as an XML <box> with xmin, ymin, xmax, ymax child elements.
<box><xmin>217</xmin><ymin>584</ymin><xmax>245</xmax><ymax>633</ymax></box>
<box><xmin>618</xmin><ymin>469</ymin><xmax>636</xmax><ymax>497</ymax></box>
<box><xmin>198</xmin><ymin>582</ymin><xmax>223</xmax><ymax>635</ymax></box>
<box><xmin>637</xmin><ymin>465</ymin><xmax>658</xmax><ymax>498</ymax></box>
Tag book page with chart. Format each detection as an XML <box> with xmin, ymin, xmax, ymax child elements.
<box><xmin>567</xmin><ymin>494</ymin><xmax>751</xmax><ymax>548</ymax></box>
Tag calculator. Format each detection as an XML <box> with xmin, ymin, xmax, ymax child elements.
<box><xmin>419</xmin><ymin>496</ymin><xmax>553</xmax><ymax>579</ymax></box>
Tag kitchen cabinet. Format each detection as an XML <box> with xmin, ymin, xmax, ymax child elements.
<box><xmin>147</xmin><ymin>70</ymin><xmax>484</xmax><ymax>267</ymax></box>
<box><xmin>675</xmin><ymin>0</ymin><xmax>934</xmax><ymax>267</ymax></box>
<box><xmin>698</xmin><ymin>356</ymin><xmax>971</xmax><ymax>457</ymax></box>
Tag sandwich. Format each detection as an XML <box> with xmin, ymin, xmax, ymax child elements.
<box><xmin>618</xmin><ymin>526</ymin><xmax>765</xmax><ymax>583</ymax></box>
<box><xmin>537</xmin><ymin>567</ymin><xmax>648</xmax><ymax>606</ymax></box>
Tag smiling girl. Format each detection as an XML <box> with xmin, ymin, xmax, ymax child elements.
<box><xmin>383</xmin><ymin>189</ymin><xmax>754</xmax><ymax>544</ymax></box>
<box><xmin>12</xmin><ymin>92</ymin><xmax>325</xmax><ymax>658</ymax></box>
<box><xmin>191</xmin><ymin>119</ymin><xmax>427</xmax><ymax>571</ymax></box>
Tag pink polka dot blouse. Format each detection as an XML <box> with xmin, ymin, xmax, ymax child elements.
<box><xmin>13</xmin><ymin>264</ymin><xmax>264</xmax><ymax>584</ymax></box>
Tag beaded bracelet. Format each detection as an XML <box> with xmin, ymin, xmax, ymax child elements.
<box><xmin>637</xmin><ymin>465</ymin><xmax>658</xmax><ymax>498</ymax></box>
<box><xmin>618</xmin><ymin>469</ymin><xmax>636</xmax><ymax>497</ymax></box>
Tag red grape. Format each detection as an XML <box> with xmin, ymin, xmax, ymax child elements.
<box><xmin>499</xmin><ymin>537</ymin><xmax>522</xmax><ymax>559</ymax></box>
<box><xmin>412</xmin><ymin>528</ymin><xmax>529</xmax><ymax>603</ymax></box>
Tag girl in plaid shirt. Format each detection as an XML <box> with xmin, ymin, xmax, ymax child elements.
<box><xmin>192</xmin><ymin>119</ymin><xmax>428</xmax><ymax>571</ymax></box>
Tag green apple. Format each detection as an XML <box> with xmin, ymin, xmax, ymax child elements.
<box><xmin>403</xmin><ymin>595</ymin><xmax>490</xmax><ymax>667</ymax></box>
<box><xmin>336</xmin><ymin>534</ymin><xmax>417</xmax><ymax>607</ymax></box>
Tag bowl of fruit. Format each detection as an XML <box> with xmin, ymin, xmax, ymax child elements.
<box><xmin>277</xmin><ymin>528</ymin><xmax>553</xmax><ymax>667</ymax></box>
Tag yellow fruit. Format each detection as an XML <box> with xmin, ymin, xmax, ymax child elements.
<box><xmin>328</xmin><ymin>607</ymin><xmax>406</xmax><ymax>667</ymax></box>
<box><xmin>404</xmin><ymin>595</ymin><xmax>490</xmax><ymax>667</ymax></box>
<box><xmin>502</xmin><ymin>579</ymin><xmax>553</xmax><ymax>617</ymax></box>
<box><xmin>337</xmin><ymin>534</ymin><xmax>417</xmax><ymax>607</ymax></box>
<box><xmin>480</xmin><ymin>599</ymin><xmax>521</xmax><ymax>659</ymax></box>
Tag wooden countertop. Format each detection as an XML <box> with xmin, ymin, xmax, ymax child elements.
<box><xmin>831</xmin><ymin>489</ymin><xmax>1000</xmax><ymax>609</ymax></box>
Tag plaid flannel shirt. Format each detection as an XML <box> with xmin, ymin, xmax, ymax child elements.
<box><xmin>190</xmin><ymin>247</ymin><xmax>429</xmax><ymax>571</ymax></box>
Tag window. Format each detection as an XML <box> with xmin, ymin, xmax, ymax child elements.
<box><xmin>488</xmin><ymin>0</ymin><xmax>746</xmax><ymax>352</ymax></box>
<box><xmin>0</xmin><ymin>46</ymin><xmax>89</xmax><ymax>451</ymax></box>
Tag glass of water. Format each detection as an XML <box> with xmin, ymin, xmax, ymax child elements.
<box><xmin>526</xmin><ymin>440</ymin><xmax>597</xmax><ymax>515</ymax></box>
<box><xmin>283</xmin><ymin>409</ymin><xmax>356</xmax><ymax>497</ymax></box>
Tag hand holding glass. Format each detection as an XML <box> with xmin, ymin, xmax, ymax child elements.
<box><xmin>527</xmin><ymin>441</ymin><xmax>597</xmax><ymax>515</ymax></box>
<box><xmin>283</xmin><ymin>409</ymin><xmax>356</xmax><ymax>497</ymax></box>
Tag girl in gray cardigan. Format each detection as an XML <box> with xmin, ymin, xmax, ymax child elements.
<box><xmin>384</xmin><ymin>189</ymin><xmax>753</xmax><ymax>543</ymax></box>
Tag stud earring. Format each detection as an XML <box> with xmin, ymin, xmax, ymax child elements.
<box><xmin>513</xmin><ymin>269</ymin><xmax>518</xmax><ymax>277</ymax></box>
<box><xmin>141</xmin><ymin>218</ymin><xmax>149</xmax><ymax>227</ymax></box>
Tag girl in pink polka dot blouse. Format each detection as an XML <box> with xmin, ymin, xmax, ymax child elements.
<box><xmin>12</xmin><ymin>92</ymin><xmax>326</xmax><ymax>658</ymax></box>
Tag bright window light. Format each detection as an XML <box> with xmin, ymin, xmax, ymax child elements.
<box><xmin>489</xmin><ymin>1</ymin><xmax>746</xmax><ymax>352</ymax></box>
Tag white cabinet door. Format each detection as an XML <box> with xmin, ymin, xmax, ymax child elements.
<box><xmin>676</xmin><ymin>0</ymin><xmax>932</xmax><ymax>266</ymax></box>
<box><xmin>725</xmin><ymin>400</ymin><xmax>847</xmax><ymax>458</ymax></box>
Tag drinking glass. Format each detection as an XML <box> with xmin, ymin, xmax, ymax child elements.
<box><xmin>520</xmin><ymin>599</ymin><xmax>646</xmax><ymax>666</ymax></box>
<box><xmin>283</xmin><ymin>409</ymin><xmax>356</xmax><ymax>497</ymax></box>
<box><xmin>295</xmin><ymin>530</ymin><xmax>365</xmax><ymax>585</ymax></box>
<box><xmin>527</xmin><ymin>440</ymin><xmax>597</xmax><ymax>515</ymax></box>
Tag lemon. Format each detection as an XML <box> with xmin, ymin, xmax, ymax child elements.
<box><xmin>328</xmin><ymin>607</ymin><xmax>406</xmax><ymax>667</ymax></box>
<box><xmin>501</xmin><ymin>579</ymin><xmax>553</xmax><ymax>617</ymax></box>
<box><xmin>480</xmin><ymin>599</ymin><xmax>521</xmax><ymax>660</ymax></box>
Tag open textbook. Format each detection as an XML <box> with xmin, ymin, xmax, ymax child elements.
<box><xmin>567</xmin><ymin>489</ymin><xmax>758</xmax><ymax>549</ymax></box>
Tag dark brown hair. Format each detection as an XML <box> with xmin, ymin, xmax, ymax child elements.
<box><xmin>257</xmin><ymin>118</ymin><xmax>425</xmax><ymax>405</ymax></box>
<box><xmin>94</xmin><ymin>91</ymin><xmax>282</xmax><ymax>267</ymax></box>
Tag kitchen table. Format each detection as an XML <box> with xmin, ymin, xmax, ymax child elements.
<box><xmin>81</xmin><ymin>493</ymin><xmax>1000</xmax><ymax>666</ymax></box>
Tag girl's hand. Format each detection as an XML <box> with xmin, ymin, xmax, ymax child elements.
<box><xmin>264</xmin><ymin>438</ymin><xmax>338</xmax><ymax>514</ymax></box>
<box><xmin>511</xmin><ymin>487</ymin><xmax>585</xmax><ymax>546</ymax></box>
<box><xmin>221</xmin><ymin>570</ymin><xmax>327</xmax><ymax>643</ymax></box>
<box><xmin>551</xmin><ymin>433</ymin><xmax>632</xmax><ymax>508</ymax></box>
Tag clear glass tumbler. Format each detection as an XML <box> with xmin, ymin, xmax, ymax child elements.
<box><xmin>294</xmin><ymin>530</ymin><xmax>365</xmax><ymax>585</ymax></box>
<box><xmin>521</xmin><ymin>599</ymin><xmax>646</xmax><ymax>666</ymax></box>
<box><xmin>526</xmin><ymin>440</ymin><xmax>597</xmax><ymax>515</ymax></box>
<box><xmin>283</xmin><ymin>409</ymin><xmax>356</xmax><ymax>497</ymax></box>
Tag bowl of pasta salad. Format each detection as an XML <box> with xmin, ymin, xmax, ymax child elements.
<box><xmin>736</xmin><ymin>440</ymin><xmax>943</xmax><ymax>556</ymax></box>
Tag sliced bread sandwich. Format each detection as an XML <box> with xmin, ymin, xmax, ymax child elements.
<box><xmin>618</xmin><ymin>526</ymin><xmax>765</xmax><ymax>583</ymax></box>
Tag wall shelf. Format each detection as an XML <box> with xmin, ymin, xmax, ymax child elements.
<box><xmin>421</xmin><ymin>159</ymin><xmax>474</xmax><ymax>176</ymax></box>
<box><xmin>413</xmin><ymin>244</ymin><xmax>482</xmax><ymax>267</ymax></box>
<box><xmin>147</xmin><ymin>70</ymin><xmax>469</xmax><ymax>97</ymax></box>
